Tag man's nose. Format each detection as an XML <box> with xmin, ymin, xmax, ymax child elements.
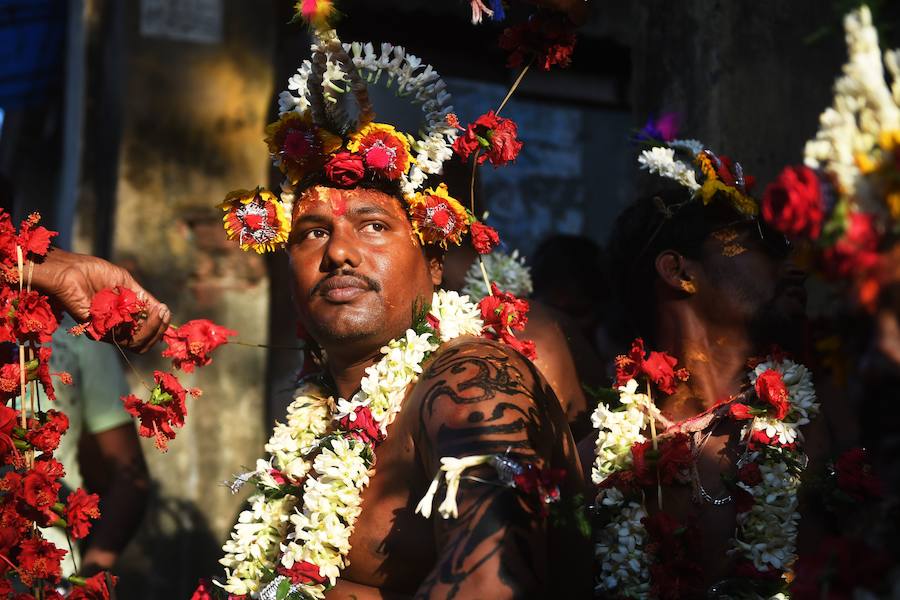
<box><xmin>322</xmin><ymin>223</ymin><xmax>362</xmax><ymax>269</ymax></box>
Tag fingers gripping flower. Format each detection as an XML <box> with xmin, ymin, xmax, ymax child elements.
<box><xmin>80</xmin><ymin>286</ymin><xmax>146</xmax><ymax>340</ymax></box>
<box><xmin>220</xmin><ymin>187</ymin><xmax>291</xmax><ymax>254</ymax></box>
<box><xmin>163</xmin><ymin>319</ymin><xmax>237</xmax><ymax>373</ymax></box>
<box><xmin>451</xmin><ymin>111</ymin><xmax>523</xmax><ymax>167</ymax></box>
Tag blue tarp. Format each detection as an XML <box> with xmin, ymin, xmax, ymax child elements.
<box><xmin>0</xmin><ymin>0</ymin><xmax>65</xmax><ymax>109</ymax></box>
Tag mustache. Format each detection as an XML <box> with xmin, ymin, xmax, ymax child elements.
<box><xmin>310</xmin><ymin>269</ymin><xmax>382</xmax><ymax>297</ymax></box>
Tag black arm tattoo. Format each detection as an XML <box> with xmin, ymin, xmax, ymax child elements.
<box><xmin>414</xmin><ymin>342</ymin><xmax>559</xmax><ymax>599</ymax></box>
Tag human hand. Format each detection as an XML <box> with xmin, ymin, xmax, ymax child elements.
<box><xmin>32</xmin><ymin>249</ymin><xmax>171</xmax><ymax>353</ymax></box>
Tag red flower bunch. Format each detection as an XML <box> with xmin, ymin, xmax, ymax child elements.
<box><xmin>123</xmin><ymin>371</ymin><xmax>199</xmax><ymax>451</ymax></box>
<box><xmin>0</xmin><ymin>210</ymin><xmax>57</xmax><ymax>284</ymax></box>
<box><xmin>452</xmin><ymin>111</ymin><xmax>523</xmax><ymax>168</ymax></box>
<box><xmin>84</xmin><ymin>286</ymin><xmax>146</xmax><ymax>340</ymax></box>
<box><xmin>631</xmin><ymin>433</ymin><xmax>692</xmax><ymax>486</ymax></box>
<box><xmin>821</xmin><ymin>211</ymin><xmax>880</xmax><ymax>279</ymax></box>
<box><xmin>277</xmin><ymin>560</ymin><xmax>327</xmax><ymax>586</ymax></box>
<box><xmin>642</xmin><ymin>512</ymin><xmax>704</xmax><ymax>600</ymax></box>
<box><xmin>761</xmin><ymin>165</ymin><xmax>824</xmax><ymax>240</ymax></box>
<box><xmin>478</xmin><ymin>283</ymin><xmax>536</xmax><ymax>359</ymax></box>
<box><xmin>470</xmin><ymin>222</ymin><xmax>500</xmax><ymax>255</ymax></box>
<box><xmin>25</xmin><ymin>410</ymin><xmax>69</xmax><ymax>454</ymax></box>
<box><xmin>834</xmin><ymin>447</ymin><xmax>882</xmax><ymax>502</ymax></box>
<box><xmin>498</xmin><ymin>13</ymin><xmax>577</xmax><ymax>71</ymax></box>
<box><xmin>512</xmin><ymin>464</ymin><xmax>566</xmax><ymax>516</ymax></box>
<box><xmin>17</xmin><ymin>535</ymin><xmax>67</xmax><ymax>586</ymax></box>
<box><xmin>0</xmin><ymin>289</ymin><xmax>60</xmax><ymax>344</ymax></box>
<box><xmin>163</xmin><ymin>319</ymin><xmax>237</xmax><ymax>373</ymax></box>
<box><xmin>754</xmin><ymin>369</ymin><xmax>790</xmax><ymax>420</ymax></box>
<box><xmin>337</xmin><ymin>405</ymin><xmax>385</xmax><ymax>447</ymax></box>
<box><xmin>614</xmin><ymin>338</ymin><xmax>689</xmax><ymax>395</ymax></box>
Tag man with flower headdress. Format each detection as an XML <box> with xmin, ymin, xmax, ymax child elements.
<box><xmin>207</xmin><ymin>5</ymin><xmax>589</xmax><ymax>599</ymax></box>
<box><xmin>587</xmin><ymin>139</ymin><xmax>829</xmax><ymax>598</ymax></box>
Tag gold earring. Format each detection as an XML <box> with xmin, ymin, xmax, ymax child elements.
<box><xmin>680</xmin><ymin>279</ymin><xmax>697</xmax><ymax>294</ymax></box>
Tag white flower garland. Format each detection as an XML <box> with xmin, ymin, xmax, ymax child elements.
<box><xmin>591</xmin><ymin>357</ymin><xmax>819</xmax><ymax>598</ymax></box>
<box><xmin>637</xmin><ymin>145</ymin><xmax>700</xmax><ymax>192</ymax></box>
<box><xmin>461</xmin><ymin>249</ymin><xmax>533</xmax><ymax>301</ymax></box>
<box><xmin>218</xmin><ymin>290</ymin><xmax>483</xmax><ymax>598</ymax></box>
<box><xmin>277</xmin><ymin>39</ymin><xmax>458</xmax><ymax>198</ymax></box>
<box><xmin>803</xmin><ymin>5</ymin><xmax>900</xmax><ymax>205</ymax></box>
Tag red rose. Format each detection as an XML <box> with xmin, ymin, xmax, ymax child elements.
<box><xmin>162</xmin><ymin>319</ymin><xmax>237</xmax><ymax>373</ymax></box>
<box><xmin>277</xmin><ymin>560</ymin><xmax>326</xmax><ymax>585</ymax></box>
<box><xmin>17</xmin><ymin>536</ymin><xmax>67</xmax><ymax>586</ymax></box>
<box><xmin>68</xmin><ymin>571</ymin><xmax>118</xmax><ymax>600</ymax></box>
<box><xmin>65</xmin><ymin>488</ymin><xmax>101</xmax><ymax>540</ymax></box>
<box><xmin>14</xmin><ymin>290</ymin><xmax>58</xmax><ymax>344</ymax></box>
<box><xmin>470</xmin><ymin>222</ymin><xmax>500</xmax><ymax>255</ymax></box>
<box><xmin>834</xmin><ymin>447</ymin><xmax>882</xmax><ymax>501</ymax></box>
<box><xmin>337</xmin><ymin>405</ymin><xmax>384</xmax><ymax>447</ymax></box>
<box><xmin>738</xmin><ymin>463</ymin><xmax>762</xmax><ymax>486</ymax></box>
<box><xmin>754</xmin><ymin>369</ymin><xmax>790</xmax><ymax>420</ymax></box>
<box><xmin>729</xmin><ymin>403</ymin><xmax>754</xmax><ymax>420</ymax></box>
<box><xmin>822</xmin><ymin>212</ymin><xmax>880</xmax><ymax>278</ymax></box>
<box><xmin>26</xmin><ymin>409</ymin><xmax>69</xmax><ymax>454</ymax></box>
<box><xmin>87</xmin><ymin>286</ymin><xmax>145</xmax><ymax>339</ymax></box>
<box><xmin>324</xmin><ymin>151</ymin><xmax>366</xmax><ymax>187</ymax></box>
<box><xmin>762</xmin><ymin>165</ymin><xmax>824</xmax><ymax>239</ymax></box>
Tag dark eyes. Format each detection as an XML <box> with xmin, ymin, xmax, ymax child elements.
<box><xmin>361</xmin><ymin>222</ymin><xmax>387</xmax><ymax>233</ymax></box>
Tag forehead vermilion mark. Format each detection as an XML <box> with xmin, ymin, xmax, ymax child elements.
<box><xmin>327</xmin><ymin>188</ymin><xmax>347</xmax><ymax>217</ymax></box>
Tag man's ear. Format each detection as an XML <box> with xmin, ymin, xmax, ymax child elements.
<box><xmin>655</xmin><ymin>250</ymin><xmax>696</xmax><ymax>295</ymax></box>
<box><xmin>426</xmin><ymin>248</ymin><xmax>444</xmax><ymax>286</ymax></box>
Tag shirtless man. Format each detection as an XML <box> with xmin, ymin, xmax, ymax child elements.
<box><xmin>596</xmin><ymin>186</ymin><xmax>826</xmax><ymax>591</ymax></box>
<box><xmin>287</xmin><ymin>183</ymin><xmax>589</xmax><ymax>599</ymax></box>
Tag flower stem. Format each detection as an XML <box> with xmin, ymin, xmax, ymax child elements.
<box><xmin>112</xmin><ymin>339</ymin><xmax>154</xmax><ymax>392</ymax></box>
<box><xmin>495</xmin><ymin>60</ymin><xmax>533</xmax><ymax>117</ymax></box>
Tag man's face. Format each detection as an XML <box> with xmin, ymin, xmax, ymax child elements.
<box><xmin>287</xmin><ymin>186</ymin><xmax>441</xmax><ymax>352</ymax></box>
<box><xmin>693</xmin><ymin>221</ymin><xmax>807</xmax><ymax>350</ymax></box>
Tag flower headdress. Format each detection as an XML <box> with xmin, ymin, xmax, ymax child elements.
<box><xmin>220</xmin><ymin>1</ymin><xmax>480</xmax><ymax>253</ymax></box>
<box><xmin>761</xmin><ymin>5</ymin><xmax>899</xmax><ymax>308</ymax></box>
<box><xmin>636</xmin><ymin>131</ymin><xmax>759</xmax><ymax>218</ymax></box>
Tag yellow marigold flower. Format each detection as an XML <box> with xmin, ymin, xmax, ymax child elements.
<box><xmin>407</xmin><ymin>183</ymin><xmax>471</xmax><ymax>247</ymax></box>
<box><xmin>698</xmin><ymin>179</ymin><xmax>759</xmax><ymax>216</ymax></box>
<box><xmin>265</xmin><ymin>112</ymin><xmax>342</xmax><ymax>185</ymax></box>
<box><xmin>696</xmin><ymin>152</ymin><xmax>718</xmax><ymax>182</ymax></box>
<box><xmin>219</xmin><ymin>187</ymin><xmax>291</xmax><ymax>254</ymax></box>
<box><xmin>855</xmin><ymin>151</ymin><xmax>880</xmax><ymax>175</ymax></box>
<box><xmin>877</xmin><ymin>129</ymin><xmax>900</xmax><ymax>152</ymax></box>
<box><xmin>347</xmin><ymin>123</ymin><xmax>414</xmax><ymax>181</ymax></box>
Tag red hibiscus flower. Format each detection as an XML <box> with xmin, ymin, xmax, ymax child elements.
<box><xmin>754</xmin><ymin>369</ymin><xmax>790</xmax><ymax>420</ymax></box>
<box><xmin>337</xmin><ymin>405</ymin><xmax>385</xmax><ymax>447</ymax></box>
<box><xmin>478</xmin><ymin>284</ymin><xmax>536</xmax><ymax>359</ymax></box>
<box><xmin>470</xmin><ymin>221</ymin><xmax>500</xmax><ymax>255</ymax></box>
<box><xmin>68</xmin><ymin>571</ymin><xmax>118</xmax><ymax>600</ymax></box>
<box><xmin>16</xmin><ymin>212</ymin><xmax>58</xmax><ymax>261</ymax></box>
<box><xmin>22</xmin><ymin>457</ymin><xmax>64</xmax><ymax>524</ymax></box>
<box><xmin>324</xmin><ymin>151</ymin><xmax>366</xmax><ymax>187</ymax></box>
<box><xmin>277</xmin><ymin>560</ymin><xmax>326</xmax><ymax>586</ymax></box>
<box><xmin>834</xmin><ymin>447</ymin><xmax>882</xmax><ymax>502</ymax></box>
<box><xmin>615</xmin><ymin>338</ymin><xmax>688</xmax><ymax>394</ymax></box>
<box><xmin>13</xmin><ymin>290</ymin><xmax>58</xmax><ymax>344</ymax></box>
<box><xmin>86</xmin><ymin>286</ymin><xmax>146</xmax><ymax>340</ymax></box>
<box><xmin>452</xmin><ymin>111</ymin><xmax>523</xmax><ymax>167</ymax></box>
<box><xmin>162</xmin><ymin>319</ymin><xmax>237</xmax><ymax>373</ymax></box>
<box><xmin>65</xmin><ymin>488</ymin><xmax>101</xmax><ymax>540</ymax></box>
<box><xmin>761</xmin><ymin>165</ymin><xmax>824</xmax><ymax>240</ymax></box>
<box><xmin>123</xmin><ymin>371</ymin><xmax>197</xmax><ymax>451</ymax></box>
<box><xmin>17</xmin><ymin>536</ymin><xmax>67</xmax><ymax>586</ymax></box>
<box><xmin>26</xmin><ymin>409</ymin><xmax>69</xmax><ymax>454</ymax></box>
<box><xmin>822</xmin><ymin>212</ymin><xmax>880</xmax><ymax>279</ymax></box>
<box><xmin>498</xmin><ymin>13</ymin><xmax>577</xmax><ymax>71</ymax></box>
<box><xmin>0</xmin><ymin>404</ymin><xmax>18</xmax><ymax>459</ymax></box>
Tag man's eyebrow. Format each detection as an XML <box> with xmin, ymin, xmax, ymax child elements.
<box><xmin>294</xmin><ymin>213</ymin><xmax>331</xmax><ymax>226</ymax></box>
<box><xmin>348</xmin><ymin>204</ymin><xmax>396</xmax><ymax>219</ymax></box>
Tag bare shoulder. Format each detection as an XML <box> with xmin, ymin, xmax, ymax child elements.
<box><xmin>409</xmin><ymin>335</ymin><xmax>565</xmax><ymax>466</ymax></box>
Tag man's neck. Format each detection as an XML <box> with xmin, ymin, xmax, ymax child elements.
<box><xmin>325</xmin><ymin>347</ymin><xmax>384</xmax><ymax>399</ymax></box>
<box><xmin>654</xmin><ymin>308</ymin><xmax>755</xmax><ymax>420</ymax></box>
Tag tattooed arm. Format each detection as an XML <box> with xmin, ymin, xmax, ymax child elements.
<box><xmin>412</xmin><ymin>339</ymin><xmax>563</xmax><ymax>600</ymax></box>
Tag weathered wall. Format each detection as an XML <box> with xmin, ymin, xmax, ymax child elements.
<box><xmin>104</xmin><ymin>1</ymin><xmax>278</xmax><ymax>596</ymax></box>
